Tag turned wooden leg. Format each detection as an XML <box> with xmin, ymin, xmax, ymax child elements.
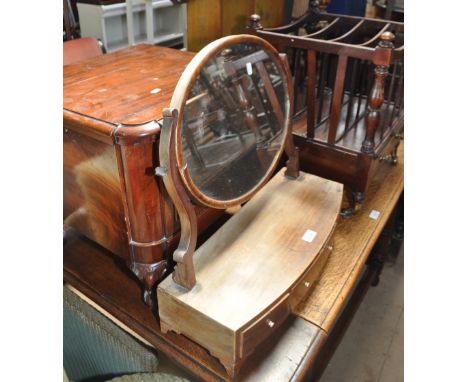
<box><xmin>130</xmin><ymin>260</ymin><xmax>167</xmax><ymax>308</ymax></box>
<box><xmin>361</xmin><ymin>32</ymin><xmax>395</xmax><ymax>155</ymax></box>
<box><xmin>369</xmin><ymin>257</ymin><xmax>384</xmax><ymax>287</ymax></box>
<box><xmin>389</xmin><ymin>193</ymin><xmax>404</xmax><ymax>261</ymax></box>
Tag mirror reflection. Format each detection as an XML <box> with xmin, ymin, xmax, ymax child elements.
<box><xmin>181</xmin><ymin>42</ymin><xmax>288</xmax><ymax>203</ymax></box>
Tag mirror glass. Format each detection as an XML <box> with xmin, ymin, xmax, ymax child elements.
<box><xmin>180</xmin><ymin>42</ymin><xmax>288</xmax><ymax>203</ymax></box>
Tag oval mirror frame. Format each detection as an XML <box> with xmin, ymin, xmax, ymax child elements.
<box><xmin>169</xmin><ymin>34</ymin><xmax>293</xmax><ymax>209</ymax></box>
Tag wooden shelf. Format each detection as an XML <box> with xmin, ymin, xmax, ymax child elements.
<box><xmin>78</xmin><ymin>0</ymin><xmax>187</xmax><ymax>52</ymax></box>
<box><xmin>107</xmin><ymin>31</ymin><xmax>184</xmax><ymax>51</ymax></box>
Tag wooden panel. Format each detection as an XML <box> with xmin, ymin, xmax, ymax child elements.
<box><xmin>295</xmin><ymin>142</ymin><xmax>404</xmax><ymax>332</ymax></box>
<box><xmin>187</xmin><ymin>0</ymin><xmax>222</xmax><ymax>52</ymax></box>
<box><xmin>187</xmin><ymin>0</ymin><xmax>285</xmax><ymax>52</ymax></box>
<box><xmin>158</xmin><ymin>288</ymin><xmax>236</xmax><ymax>366</ymax></box>
<box><xmin>255</xmin><ymin>0</ymin><xmax>285</xmax><ymax>28</ymax></box>
<box><xmin>240</xmin><ymin>293</ymin><xmax>290</xmax><ymax>358</ymax></box>
<box><xmin>222</xmin><ymin>0</ymin><xmax>254</xmax><ymax>36</ymax></box>
<box><xmin>64</xmin><ymin>45</ymin><xmax>194</xmax><ymax>125</ymax></box>
<box><xmin>63</xmin><ymin>128</ymin><xmax>129</xmax><ymax>258</ymax></box>
<box><xmin>290</xmin><ymin>241</ymin><xmax>332</xmax><ymax>310</ymax></box>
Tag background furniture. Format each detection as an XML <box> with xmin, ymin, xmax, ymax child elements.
<box><xmin>109</xmin><ymin>374</ymin><xmax>192</xmax><ymax>381</ymax></box>
<box><xmin>375</xmin><ymin>0</ymin><xmax>404</xmax><ymax>22</ymax></box>
<box><xmin>77</xmin><ymin>0</ymin><xmax>187</xmax><ymax>52</ymax></box>
<box><xmin>63</xmin><ymin>45</ymin><xmax>223</xmax><ymax>306</ymax></box>
<box><xmin>64</xmin><ymin>286</ymin><xmax>160</xmax><ymax>381</ymax></box>
<box><xmin>64</xmin><ymin>140</ymin><xmax>403</xmax><ymax>381</ymax></box>
<box><xmin>185</xmin><ymin>0</ymin><xmax>287</xmax><ymax>52</ymax></box>
<box><xmin>63</xmin><ymin>37</ymin><xmax>105</xmax><ymax>65</ymax></box>
<box><xmin>249</xmin><ymin>2</ymin><xmax>404</xmax><ymax>215</ymax></box>
<box><xmin>64</xmin><ymin>0</ymin><xmax>80</xmax><ymax>40</ymax></box>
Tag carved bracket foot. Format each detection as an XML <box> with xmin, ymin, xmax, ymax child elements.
<box><xmin>130</xmin><ymin>260</ymin><xmax>167</xmax><ymax>308</ymax></box>
<box><xmin>212</xmin><ymin>353</ymin><xmax>241</xmax><ymax>379</ymax></box>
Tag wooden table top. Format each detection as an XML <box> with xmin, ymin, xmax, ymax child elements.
<box><xmin>63</xmin><ymin>44</ymin><xmax>194</xmax><ymax>126</ymax></box>
<box><xmin>64</xmin><ymin>140</ymin><xmax>403</xmax><ymax>381</ymax></box>
<box><xmin>295</xmin><ymin>143</ymin><xmax>404</xmax><ymax>333</ymax></box>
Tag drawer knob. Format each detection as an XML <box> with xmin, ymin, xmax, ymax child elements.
<box><xmin>266</xmin><ymin>319</ymin><xmax>275</xmax><ymax>328</ymax></box>
<box><xmin>304</xmin><ymin>281</ymin><xmax>311</xmax><ymax>288</ymax></box>
<box><xmin>327</xmin><ymin>245</ymin><xmax>333</xmax><ymax>251</ymax></box>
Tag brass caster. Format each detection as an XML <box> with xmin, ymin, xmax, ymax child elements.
<box><xmin>340</xmin><ymin>206</ymin><xmax>356</xmax><ymax>218</ymax></box>
<box><xmin>379</xmin><ymin>154</ymin><xmax>398</xmax><ymax>165</ymax></box>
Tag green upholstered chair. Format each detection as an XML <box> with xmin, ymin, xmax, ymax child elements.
<box><xmin>108</xmin><ymin>373</ymin><xmax>192</xmax><ymax>382</ymax></box>
<box><xmin>63</xmin><ymin>286</ymin><xmax>160</xmax><ymax>381</ymax></box>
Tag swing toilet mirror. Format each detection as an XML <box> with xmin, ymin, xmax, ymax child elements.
<box><xmin>166</xmin><ymin>35</ymin><xmax>292</xmax><ymax>209</ymax></box>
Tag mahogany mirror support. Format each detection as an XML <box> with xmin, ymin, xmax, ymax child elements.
<box><xmin>279</xmin><ymin>52</ymin><xmax>300</xmax><ymax>179</ymax></box>
<box><xmin>159</xmin><ymin>108</ymin><xmax>198</xmax><ymax>290</ymax></box>
<box><xmin>159</xmin><ymin>35</ymin><xmax>298</xmax><ymax>290</ymax></box>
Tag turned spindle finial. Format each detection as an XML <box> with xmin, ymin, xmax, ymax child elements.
<box><xmin>317</xmin><ymin>20</ymin><xmax>329</xmax><ymax>29</ymax></box>
<box><xmin>249</xmin><ymin>14</ymin><xmax>263</xmax><ymax>30</ymax></box>
<box><xmin>379</xmin><ymin>31</ymin><xmax>395</xmax><ymax>48</ymax></box>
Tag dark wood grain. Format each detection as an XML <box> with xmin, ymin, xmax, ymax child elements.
<box><xmin>63</xmin><ymin>38</ymin><xmax>103</xmax><ymax>66</ymax></box>
<box><xmin>250</xmin><ymin>9</ymin><xmax>404</xmax><ymax>210</ymax></box>
<box><xmin>64</xmin><ymin>45</ymin><xmax>222</xmax><ymax>303</ymax></box>
<box><xmin>295</xmin><ymin>142</ymin><xmax>404</xmax><ymax>332</ymax></box>
<box><xmin>187</xmin><ymin>0</ymin><xmax>286</xmax><ymax>52</ymax></box>
<box><xmin>63</xmin><ymin>128</ymin><xmax>129</xmax><ymax>257</ymax></box>
<box><xmin>64</xmin><ymin>44</ymin><xmax>194</xmax><ymax>125</ymax></box>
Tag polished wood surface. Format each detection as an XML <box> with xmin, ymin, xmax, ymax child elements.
<box><xmin>63</xmin><ymin>45</ymin><xmax>221</xmax><ymax>303</ymax></box>
<box><xmin>64</xmin><ymin>231</ymin><xmax>326</xmax><ymax>382</ymax></box>
<box><xmin>295</xmin><ymin>142</ymin><xmax>404</xmax><ymax>332</ymax></box>
<box><xmin>64</xmin><ymin>141</ymin><xmax>403</xmax><ymax>381</ymax></box>
<box><xmin>187</xmin><ymin>0</ymin><xmax>286</xmax><ymax>52</ymax></box>
<box><xmin>158</xmin><ymin>169</ymin><xmax>342</xmax><ymax>375</ymax></box>
<box><xmin>64</xmin><ymin>44</ymin><xmax>194</xmax><ymax>125</ymax></box>
<box><xmin>250</xmin><ymin>9</ymin><xmax>404</xmax><ymax>212</ymax></box>
<box><xmin>63</xmin><ymin>128</ymin><xmax>128</xmax><ymax>257</ymax></box>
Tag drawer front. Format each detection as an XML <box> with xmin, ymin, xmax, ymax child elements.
<box><xmin>290</xmin><ymin>239</ymin><xmax>333</xmax><ymax>310</ymax></box>
<box><xmin>239</xmin><ymin>294</ymin><xmax>291</xmax><ymax>358</ymax></box>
